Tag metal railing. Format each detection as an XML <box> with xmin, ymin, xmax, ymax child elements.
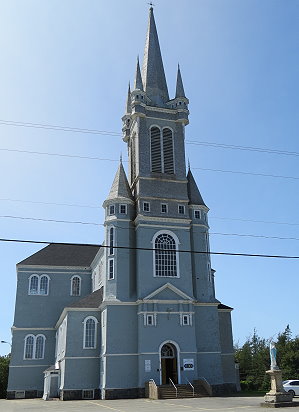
<box><xmin>186</xmin><ymin>378</ymin><xmax>195</xmax><ymax>397</ymax></box>
<box><xmin>169</xmin><ymin>378</ymin><xmax>178</xmax><ymax>398</ymax></box>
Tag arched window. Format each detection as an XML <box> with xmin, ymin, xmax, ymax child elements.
<box><xmin>71</xmin><ymin>276</ymin><xmax>81</xmax><ymax>296</ymax></box>
<box><xmin>39</xmin><ymin>275</ymin><xmax>49</xmax><ymax>295</ymax></box>
<box><xmin>150</xmin><ymin>127</ymin><xmax>162</xmax><ymax>173</ymax></box>
<box><xmin>162</xmin><ymin>128</ymin><xmax>174</xmax><ymax>174</ymax></box>
<box><xmin>24</xmin><ymin>335</ymin><xmax>34</xmax><ymax>359</ymax></box>
<box><xmin>24</xmin><ymin>334</ymin><xmax>46</xmax><ymax>359</ymax></box>
<box><xmin>29</xmin><ymin>275</ymin><xmax>39</xmax><ymax>295</ymax></box>
<box><xmin>35</xmin><ymin>335</ymin><xmax>45</xmax><ymax>359</ymax></box>
<box><xmin>154</xmin><ymin>232</ymin><xmax>178</xmax><ymax>277</ymax></box>
<box><xmin>150</xmin><ymin>127</ymin><xmax>174</xmax><ymax>174</ymax></box>
<box><xmin>83</xmin><ymin>317</ymin><xmax>97</xmax><ymax>349</ymax></box>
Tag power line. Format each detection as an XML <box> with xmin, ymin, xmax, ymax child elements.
<box><xmin>0</xmin><ymin>119</ymin><xmax>298</xmax><ymax>158</ymax></box>
<box><xmin>1</xmin><ymin>237</ymin><xmax>299</xmax><ymax>259</ymax></box>
<box><xmin>1</xmin><ymin>197</ymin><xmax>299</xmax><ymax>227</ymax></box>
<box><xmin>1</xmin><ymin>147</ymin><xmax>298</xmax><ymax>180</ymax></box>
<box><xmin>1</xmin><ymin>214</ymin><xmax>299</xmax><ymax>242</ymax></box>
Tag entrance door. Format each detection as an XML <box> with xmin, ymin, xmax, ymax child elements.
<box><xmin>161</xmin><ymin>343</ymin><xmax>178</xmax><ymax>385</ymax></box>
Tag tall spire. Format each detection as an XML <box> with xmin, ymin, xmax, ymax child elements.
<box><xmin>125</xmin><ymin>82</ymin><xmax>132</xmax><ymax>114</ymax></box>
<box><xmin>142</xmin><ymin>7</ymin><xmax>169</xmax><ymax>106</ymax></box>
<box><xmin>134</xmin><ymin>57</ymin><xmax>144</xmax><ymax>91</ymax></box>
<box><xmin>175</xmin><ymin>64</ymin><xmax>186</xmax><ymax>98</ymax></box>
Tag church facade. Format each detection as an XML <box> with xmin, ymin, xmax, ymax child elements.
<box><xmin>7</xmin><ymin>8</ymin><xmax>238</xmax><ymax>400</ymax></box>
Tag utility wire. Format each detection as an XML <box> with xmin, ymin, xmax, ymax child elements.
<box><xmin>0</xmin><ymin>147</ymin><xmax>298</xmax><ymax>180</ymax></box>
<box><xmin>1</xmin><ymin>237</ymin><xmax>299</xmax><ymax>259</ymax></box>
<box><xmin>0</xmin><ymin>119</ymin><xmax>298</xmax><ymax>158</ymax></box>
<box><xmin>1</xmin><ymin>197</ymin><xmax>299</xmax><ymax>227</ymax></box>
<box><xmin>1</xmin><ymin>214</ymin><xmax>299</xmax><ymax>242</ymax></box>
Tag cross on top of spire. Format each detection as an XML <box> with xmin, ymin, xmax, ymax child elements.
<box><xmin>148</xmin><ymin>2</ymin><xmax>155</xmax><ymax>8</ymax></box>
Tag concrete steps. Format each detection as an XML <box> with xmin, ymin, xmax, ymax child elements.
<box><xmin>158</xmin><ymin>384</ymin><xmax>208</xmax><ymax>399</ymax></box>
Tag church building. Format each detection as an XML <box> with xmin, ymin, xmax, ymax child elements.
<box><xmin>7</xmin><ymin>7</ymin><xmax>238</xmax><ymax>400</ymax></box>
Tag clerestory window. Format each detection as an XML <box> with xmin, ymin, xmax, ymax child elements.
<box><xmin>153</xmin><ymin>232</ymin><xmax>179</xmax><ymax>277</ymax></box>
<box><xmin>71</xmin><ymin>276</ymin><xmax>81</xmax><ymax>296</ymax></box>
<box><xmin>150</xmin><ymin>127</ymin><xmax>174</xmax><ymax>174</ymax></box>
<box><xmin>29</xmin><ymin>274</ymin><xmax>50</xmax><ymax>295</ymax></box>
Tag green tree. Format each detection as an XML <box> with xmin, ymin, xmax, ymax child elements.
<box><xmin>0</xmin><ymin>355</ymin><xmax>10</xmax><ymax>398</ymax></box>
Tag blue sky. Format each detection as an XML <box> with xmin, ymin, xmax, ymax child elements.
<box><xmin>0</xmin><ymin>0</ymin><xmax>298</xmax><ymax>355</ymax></box>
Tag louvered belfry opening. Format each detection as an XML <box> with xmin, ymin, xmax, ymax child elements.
<box><xmin>162</xmin><ymin>128</ymin><xmax>174</xmax><ymax>174</ymax></box>
<box><xmin>150</xmin><ymin>127</ymin><xmax>174</xmax><ymax>174</ymax></box>
<box><xmin>150</xmin><ymin>126</ymin><xmax>162</xmax><ymax>172</ymax></box>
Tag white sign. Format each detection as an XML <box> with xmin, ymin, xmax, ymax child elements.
<box><xmin>183</xmin><ymin>359</ymin><xmax>194</xmax><ymax>371</ymax></box>
<box><xmin>145</xmin><ymin>360</ymin><xmax>151</xmax><ymax>372</ymax></box>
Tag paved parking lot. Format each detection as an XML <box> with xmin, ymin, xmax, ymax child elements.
<box><xmin>1</xmin><ymin>397</ymin><xmax>299</xmax><ymax>412</ymax></box>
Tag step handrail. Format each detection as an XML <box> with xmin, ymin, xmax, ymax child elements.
<box><xmin>186</xmin><ymin>378</ymin><xmax>195</xmax><ymax>397</ymax></box>
<box><xmin>169</xmin><ymin>378</ymin><xmax>178</xmax><ymax>398</ymax></box>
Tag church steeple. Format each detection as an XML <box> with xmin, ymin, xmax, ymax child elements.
<box><xmin>142</xmin><ymin>7</ymin><xmax>169</xmax><ymax>106</ymax></box>
<box><xmin>134</xmin><ymin>57</ymin><xmax>143</xmax><ymax>91</ymax></box>
<box><xmin>175</xmin><ymin>64</ymin><xmax>186</xmax><ymax>98</ymax></box>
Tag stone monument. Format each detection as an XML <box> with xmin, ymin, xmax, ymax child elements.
<box><xmin>261</xmin><ymin>341</ymin><xmax>295</xmax><ymax>408</ymax></box>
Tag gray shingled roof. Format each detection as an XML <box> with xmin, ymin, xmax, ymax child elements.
<box><xmin>18</xmin><ymin>244</ymin><xmax>101</xmax><ymax>266</ymax></box>
<box><xmin>142</xmin><ymin>7</ymin><xmax>169</xmax><ymax>105</ymax></box>
<box><xmin>69</xmin><ymin>287</ymin><xmax>103</xmax><ymax>308</ymax></box>
<box><xmin>187</xmin><ymin>170</ymin><xmax>207</xmax><ymax>206</ymax></box>
<box><xmin>106</xmin><ymin>162</ymin><xmax>133</xmax><ymax>201</ymax></box>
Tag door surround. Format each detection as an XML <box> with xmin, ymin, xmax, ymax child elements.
<box><xmin>159</xmin><ymin>340</ymin><xmax>181</xmax><ymax>385</ymax></box>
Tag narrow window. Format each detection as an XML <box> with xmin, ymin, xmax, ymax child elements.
<box><xmin>119</xmin><ymin>204</ymin><xmax>127</xmax><ymax>214</ymax></box>
<box><xmin>108</xmin><ymin>259</ymin><xmax>114</xmax><ymax>280</ymax></box>
<box><xmin>154</xmin><ymin>233</ymin><xmax>177</xmax><ymax>277</ymax></box>
<box><xmin>39</xmin><ymin>275</ymin><xmax>49</xmax><ymax>295</ymax></box>
<box><xmin>109</xmin><ymin>227</ymin><xmax>114</xmax><ymax>256</ymax></box>
<box><xmin>150</xmin><ymin>127</ymin><xmax>162</xmax><ymax>173</ymax></box>
<box><xmin>182</xmin><ymin>315</ymin><xmax>190</xmax><ymax>326</ymax></box>
<box><xmin>194</xmin><ymin>210</ymin><xmax>201</xmax><ymax>219</ymax></box>
<box><xmin>161</xmin><ymin>204</ymin><xmax>167</xmax><ymax>213</ymax></box>
<box><xmin>178</xmin><ymin>205</ymin><xmax>185</xmax><ymax>215</ymax></box>
<box><xmin>146</xmin><ymin>314</ymin><xmax>154</xmax><ymax>326</ymax></box>
<box><xmin>109</xmin><ymin>205</ymin><xmax>115</xmax><ymax>215</ymax></box>
<box><xmin>84</xmin><ymin>317</ymin><xmax>96</xmax><ymax>349</ymax></box>
<box><xmin>35</xmin><ymin>335</ymin><xmax>45</xmax><ymax>359</ymax></box>
<box><xmin>143</xmin><ymin>202</ymin><xmax>150</xmax><ymax>212</ymax></box>
<box><xmin>29</xmin><ymin>275</ymin><xmax>39</xmax><ymax>295</ymax></box>
<box><xmin>71</xmin><ymin>276</ymin><xmax>81</xmax><ymax>296</ymax></box>
<box><xmin>162</xmin><ymin>128</ymin><xmax>174</xmax><ymax>174</ymax></box>
<box><xmin>24</xmin><ymin>335</ymin><xmax>34</xmax><ymax>359</ymax></box>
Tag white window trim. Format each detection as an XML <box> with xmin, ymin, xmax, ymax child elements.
<box><xmin>143</xmin><ymin>201</ymin><xmax>150</xmax><ymax>212</ymax></box>
<box><xmin>108</xmin><ymin>204</ymin><xmax>115</xmax><ymax>216</ymax></box>
<box><xmin>178</xmin><ymin>205</ymin><xmax>185</xmax><ymax>215</ymax></box>
<box><xmin>108</xmin><ymin>226</ymin><xmax>115</xmax><ymax>256</ymax></box>
<box><xmin>161</xmin><ymin>203</ymin><xmax>168</xmax><ymax>213</ymax></box>
<box><xmin>151</xmin><ymin>230</ymin><xmax>180</xmax><ymax>278</ymax></box>
<box><xmin>119</xmin><ymin>204</ymin><xmax>127</xmax><ymax>215</ymax></box>
<box><xmin>83</xmin><ymin>316</ymin><xmax>98</xmax><ymax>349</ymax></box>
<box><xmin>194</xmin><ymin>209</ymin><xmax>201</xmax><ymax>219</ymax></box>
<box><xmin>108</xmin><ymin>258</ymin><xmax>115</xmax><ymax>280</ymax></box>
<box><xmin>143</xmin><ymin>313</ymin><xmax>157</xmax><ymax>326</ymax></box>
<box><xmin>180</xmin><ymin>313</ymin><xmax>192</xmax><ymax>326</ymax></box>
<box><xmin>28</xmin><ymin>274</ymin><xmax>50</xmax><ymax>296</ymax></box>
<box><xmin>23</xmin><ymin>334</ymin><xmax>46</xmax><ymax>360</ymax></box>
<box><xmin>70</xmin><ymin>275</ymin><xmax>81</xmax><ymax>296</ymax></box>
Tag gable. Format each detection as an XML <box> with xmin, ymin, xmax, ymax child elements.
<box><xmin>144</xmin><ymin>283</ymin><xmax>193</xmax><ymax>302</ymax></box>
